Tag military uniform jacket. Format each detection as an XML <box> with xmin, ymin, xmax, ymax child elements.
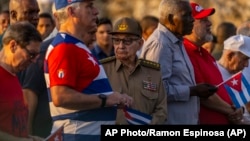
<box><xmin>101</xmin><ymin>56</ymin><xmax>167</xmax><ymax>124</ymax></box>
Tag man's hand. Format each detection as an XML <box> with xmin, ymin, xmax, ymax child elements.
<box><xmin>228</xmin><ymin>106</ymin><xmax>244</xmax><ymax>124</ymax></box>
<box><xmin>190</xmin><ymin>83</ymin><xmax>218</xmax><ymax>98</ymax></box>
<box><xmin>106</xmin><ymin>92</ymin><xmax>133</xmax><ymax>108</ymax></box>
<box><xmin>245</xmin><ymin>102</ymin><xmax>250</xmax><ymax>113</ymax></box>
<box><xmin>117</xmin><ymin>94</ymin><xmax>133</xmax><ymax>108</ymax></box>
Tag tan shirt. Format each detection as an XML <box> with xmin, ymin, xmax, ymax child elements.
<box><xmin>101</xmin><ymin>57</ymin><xmax>167</xmax><ymax>124</ymax></box>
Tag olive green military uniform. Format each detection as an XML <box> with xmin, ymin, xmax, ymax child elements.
<box><xmin>101</xmin><ymin>56</ymin><xmax>167</xmax><ymax>124</ymax></box>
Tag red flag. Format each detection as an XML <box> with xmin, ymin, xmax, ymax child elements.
<box><xmin>44</xmin><ymin>126</ymin><xmax>63</xmax><ymax>141</ymax></box>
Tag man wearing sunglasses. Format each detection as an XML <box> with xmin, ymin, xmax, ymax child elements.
<box><xmin>9</xmin><ymin>0</ymin><xmax>53</xmax><ymax>138</ymax></box>
<box><xmin>101</xmin><ymin>17</ymin><xmax>167</xmax><ymax>124</ymax></box>
<box><xmin>0</xmin><ymin>21</ymin><xmax>43</xmax><ymax>141</ymax></box>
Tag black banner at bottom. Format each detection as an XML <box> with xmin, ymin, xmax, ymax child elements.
<box><xmin>101</xmin><ymin>125</ymin><xmax>250</xmax><ymax>140</ymax></box>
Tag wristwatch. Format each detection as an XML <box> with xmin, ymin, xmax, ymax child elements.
<box><xmin>98</xmin><ymin>94</ymin><xmax>107</xmax><ymax>107</ymax></box>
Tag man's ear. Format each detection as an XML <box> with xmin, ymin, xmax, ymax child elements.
<box><xmin>10</xmin><ymin>10</ymin><xmax>17</xmax><ymax>22</ymax></box>
<box><xmin>137</xmin><ymin>39</ymin><xmax>144</xmax><ymax>51</ymax></box>
<box><xmin>168</xmin><ymin>14</ymin><xmax>175</xmax><ymax>25</ymax></box>
<box><xmin>9</xmin><ymin>40</ymin><xmax>17</xmax><ymax>53</ymax></box>
<box><xmin>227</xmin><ymin>51</ymin><xmax>235</xmax><ymax>61</ymax></box>
<box><xmin>67</xmin><ymin>6</ymin><xmax>76</xmax><ymax>17</ymax></box>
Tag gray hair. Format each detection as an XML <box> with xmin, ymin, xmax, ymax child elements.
<box><xmin>55</xmin><ymin>2</ymin><xmax>80</xmax><ymax>25</ymax></box>
<box><xmin>237</xmin><ymin>21</ymin><xmax>250</xmax><ymax>37</ymax></box>
<box><xmin>2</xmin><ymin>21</ymin><xmax>42</xmax><ymax>47</ymax></box>
<box><xmin>158</xmin><ymin>0</ymin><xmax>189</xmax><ymax>22</ymax></box>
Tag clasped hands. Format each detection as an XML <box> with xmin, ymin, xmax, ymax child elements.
<box><xmin>190</xmin><ymin>83</ymin><xmax>218</xmax><ymax>99</ymax></box>
<box><xmin>107</xmin><ymin>92</ymin><xmax>133</xmax><ymax>108</ymax></box>
<box><xmin>228</xmin><ymin>105</ymin><xmax>244</xmax><ymax>124</ymax></box>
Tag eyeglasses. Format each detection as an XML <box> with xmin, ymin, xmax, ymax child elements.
<box><xmin>23</xmin><ymin>47</ymin><xmax>39</xmax><ymax>59</ymax></box>
<box><xmin>112</xmin><ymin>37</ymin><xmax>140</xmax><ymax>46</ymax></box>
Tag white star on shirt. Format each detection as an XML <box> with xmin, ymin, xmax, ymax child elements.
<box><xmin>88</xmin><ymin>54</ymin><xmax>97</xmax><ymax>66</ymax></box>
<box><xmin>231</xmin><ymin>79</ymin><xmax>238</xmax><ymax>86</ymax></box>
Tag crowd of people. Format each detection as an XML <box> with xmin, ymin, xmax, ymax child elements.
<box><xmin>1</xmin><ymin>0</ymin><xmax>250</xmax><ymax>141</ymax></box>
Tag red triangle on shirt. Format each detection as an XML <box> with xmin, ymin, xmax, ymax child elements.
<box><xmin>224</xmin><ymin>72</ymin><xmax>242</xmax><ymax>92</ymax></box>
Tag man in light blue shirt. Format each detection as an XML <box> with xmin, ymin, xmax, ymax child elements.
<box><xmin>140</xmin><ymin>0</ymin><xmax>217</xmax><ymax>124</ymax></box>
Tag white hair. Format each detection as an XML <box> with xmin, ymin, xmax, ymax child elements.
<box><xmin>158</xmin><ymin>0</ymin><xmax>189</xmax><ymax>21</ymax></box>
<box><xmin>54</xmin><ymin>2</ymin><xmax>81</xmax><ymax>24</ymax></box>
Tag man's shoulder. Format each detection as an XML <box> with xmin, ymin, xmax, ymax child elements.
<box><xmin>139</xmin><ymin>59</ymin><xmax>160</xmax><ymax>70</ymax></box>
<box><xmin>41</xmin><ymin>37</ymin><xmax>55</xmax><ymax>52</ymax></box>
<box><xmin>99</xmin><ymin>56</ymin><xmax>116</xmax><ymax>64</ymax></box>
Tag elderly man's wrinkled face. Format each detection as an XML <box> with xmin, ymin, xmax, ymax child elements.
<box><xmin>228</xmin><ymin>52</ymin><xmax>249</xmax><ymax>73</ymax></box>
<box><xmin>12</xmin><ymin>40</ymin><xmax>41</xmax><ymax>73</ymax></box>
<box><xmin>112</xmin><ymin>34</ymin><xmax>142</xmax><ymax>61</ymax></box>
<box><xmin>172</xmin><ymin>1</ymin><xmax>194</xmax><ymax>36</ymax></box>
<box><xmin>193</xmin><ymin>17</ymin><xmax>213</xmax><ymax>42</ymax></box>
<box><xmin>74</xmin><ymin>0</ymin><xmax>99</xmax><ymax>32</ymax></box>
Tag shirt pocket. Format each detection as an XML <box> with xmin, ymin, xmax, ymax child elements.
<box><xmin>141</xmin><ymin>89</ymin><xmax>159</xmax><ymax>100</ymax></box>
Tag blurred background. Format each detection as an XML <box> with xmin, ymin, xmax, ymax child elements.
<box><xmin>1</xmin><ymin>0</ymin><xmax>250</xmax><ymax>34</ymax></box>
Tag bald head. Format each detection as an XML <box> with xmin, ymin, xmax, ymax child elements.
<box><xmin>9</xmin><ymin>0</ymin><xmax>40</xmax><ymax>27</ymax></box>
<box><xmin>237</xmin><ymin>21</ymin><xmax>250</xmax><ymax>37</ymax></box>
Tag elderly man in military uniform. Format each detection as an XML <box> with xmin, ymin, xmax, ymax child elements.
<box><xmin>100</xmin><ymin>17</ymin><xmax>167</xmax><ymax>124</ymax></box>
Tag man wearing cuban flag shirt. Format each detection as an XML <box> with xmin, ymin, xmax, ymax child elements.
<box><xmin>43</xmin><ymin>0</ymin><xmax>133</xmax><ymax>141</ymax></box>
<box><xmin>217</xmin><ymin>34</ymin><xmax>250</xmax><ymax>124</ymax></box>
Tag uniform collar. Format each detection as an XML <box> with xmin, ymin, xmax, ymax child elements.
<box><xmin>115</xmin><ymin>57</ymin><xmax>141</xmax><ymax>73</ymax></box>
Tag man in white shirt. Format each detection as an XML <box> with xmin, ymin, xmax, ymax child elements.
<box><xmin>217</xmin><ymin>35</ymin><xmax>250</xmax><ymax>124</ymax></box>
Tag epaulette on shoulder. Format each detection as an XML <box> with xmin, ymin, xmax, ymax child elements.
<box><xmin>139</xmin><ymin>59</ymin><xmax>160</xmax><ymax>70</ymax></box>
<box><xmin>99</xmin><ymin>56</ymin><xmax>116</xmax><ymax>64</ymax></box>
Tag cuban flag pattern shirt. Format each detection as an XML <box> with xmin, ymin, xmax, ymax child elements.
<box><xmin>44</xmin><ymin>33</ymin><xmax>116</xmax><ymax>141</ymax></box>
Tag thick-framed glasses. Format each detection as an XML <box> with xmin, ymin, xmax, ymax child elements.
<box><xmin>112</xmin><ymin>37</ymin><xmax>140</xmax><ymax>46</ymax></box>
<box><xmin>23</xmin><ymin>47</ymin><xmax>39</xmax><ymax>59</ymax></box>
